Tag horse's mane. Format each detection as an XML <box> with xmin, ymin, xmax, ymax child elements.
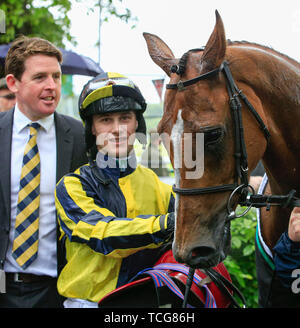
<box><xmin>174</xmin><ymin>39</ymin><xmax>300</xmax><ymax>105</ymax></box>
<box><xmin>226</xmin><ymin>39</ymin><xmax>300</xmax><ymax>105</ymax></box>
<box><xmin>177</xmin><ymin>40</ymin><xmax>300</xmax><ymax>76</ymax></box>
<box><xmin>227</xmin><ymin>39</ymin><xmax>300</xmax><ymax>68</ymax></box>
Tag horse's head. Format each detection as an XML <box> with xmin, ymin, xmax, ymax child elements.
<box><xmin>143</xmin><ymin>11</ymin><xmax>269</xmax><ymax>268</ymax></box>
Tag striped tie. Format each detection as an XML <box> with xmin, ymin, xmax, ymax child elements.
<box><xmin>12</xmin><ymin>122</ymin><xmax>41</xmax><ymax>269</ymax></box>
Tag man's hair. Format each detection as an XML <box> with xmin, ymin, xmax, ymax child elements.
<box><xmin>5</xmin><ymin>36</ymin><xmax>63</xmax><ymax>80</ymax></box>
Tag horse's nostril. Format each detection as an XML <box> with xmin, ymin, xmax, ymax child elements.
<box><xmin>191</xmin><ymin>246</ymin><xmax>216</xmax><ymax>259</ymax></box>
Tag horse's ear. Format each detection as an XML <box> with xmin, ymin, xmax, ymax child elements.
<box><xmin>143</xmin><ymin>32</ymin><xmax>177</xmax><ymax>76</ymax></box>
<box><xmin>200</xmin><ymin>10</ymin><xmax>226</xmax><ymax>72</ymax></box>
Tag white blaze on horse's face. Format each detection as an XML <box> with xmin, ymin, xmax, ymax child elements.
<box><xmin>171</xmin><ymin>109</ymin><xmax>184</xmax><ymax>223</ymax></box>
<box><xmin>171</xmin><ymin>109</ymin><xmax>184</xmax><ymax>188</ymax></box>
<box><xmin>170</xmin><ymin>109</ymin><xmax>205</xmax><ymax>181</ymax></box>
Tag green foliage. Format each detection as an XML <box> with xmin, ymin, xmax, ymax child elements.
<box><xmin>144</xmin><ymin>103</ymin><xmax>163</xmax><ymax>131</ymax></box>
<box><xmin>97</xmin><ymin>0</ymin><xmax>137</xmax><ymax>27</ymax></box>
<box><xmin>0</xmin><ymin>0</ymin><xmax>136</xmax><ymax>47</ymax></box>
<box><xmin>224</xmin><ymin>207</ymin><xmax>258</xmax><ymax>308</ymax></box>
<box><xmin>0</xmin><ymin>0</ymin><xmax>73</xmax><ymax>46</ymax></box>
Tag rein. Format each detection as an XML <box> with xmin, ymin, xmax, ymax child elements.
<box><xmin>166</xmin><ymin>59</ymin><xmax>300</xmax><ymax>308</ymax></box>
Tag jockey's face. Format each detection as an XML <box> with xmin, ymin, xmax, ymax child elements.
<box><xmin>92</xmin><ymin>110</ymin><xmax>138</xmax><ymax>158</ymax></box>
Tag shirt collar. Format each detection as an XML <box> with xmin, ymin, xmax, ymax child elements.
<box><xmin>96</xmin><ymin>151</ymin><xmax>137</xmax><ymax>178</ymax></box>
<box><xmin>14</xmin><ymin>103</ymin><xmax>55</xmax><ymax>133</ymax></box>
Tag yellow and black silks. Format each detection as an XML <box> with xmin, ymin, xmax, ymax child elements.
<box><xmin>55</xmin><ymin>161</ymin><xmax>174</xmax><ymax>303</ymax></box>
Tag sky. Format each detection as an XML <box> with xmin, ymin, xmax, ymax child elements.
<box><xmin>66</xmin><ymin>0</ymin><xmax>300</xmax><ymax>103</ymax></box>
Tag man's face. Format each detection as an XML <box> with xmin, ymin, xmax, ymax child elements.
<box><xmin>7</xmin><ymin>54</ymin><xmax>61</xmax><ymax>121</ymax></box>
<box><xmin>0</xmin><ymin>88</ymin><xmax>16</xmax><ymax>112</ymax></box>
<box><xmin>92</xmin><ymin>111</ymin><xmax>138</xmax><ymax>158</ymax></box>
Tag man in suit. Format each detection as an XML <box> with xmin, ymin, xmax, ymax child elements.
<box><xmin>0</xmin><ymin>36</ymin><xmax>87</xmax><ymax>308</ymax></box>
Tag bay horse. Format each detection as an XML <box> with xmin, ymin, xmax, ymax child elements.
<box><xmin>143</xmin><ymin>11</ymin><xmax>300</xmax><ymax>307</ymax></box>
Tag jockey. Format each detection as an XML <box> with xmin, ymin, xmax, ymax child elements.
<box><xmin>55</xmin><ymin>72</ymin><xmax>175</xmax><ymax>308</ymax></box>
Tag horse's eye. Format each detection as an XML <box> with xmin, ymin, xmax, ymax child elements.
<box><xmin>204</xmin><ymin>128</ymin><xmax>223</xmax><ymax>145</ymax></box>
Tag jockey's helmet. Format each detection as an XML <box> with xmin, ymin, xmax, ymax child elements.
<box><xmin>78</xmin><ymin>72</ymin><xmax>147</xmax><ymax>159</ymax></box>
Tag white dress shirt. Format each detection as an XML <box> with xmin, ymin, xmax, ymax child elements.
<box><xmin>5</xmin><ymin>104</ymin><xmax>58</xmax><ymax>277</ymax></box>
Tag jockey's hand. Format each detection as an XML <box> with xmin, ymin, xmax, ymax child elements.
<box><xmin>288</xmin><ymin>207</ymin><xmax>300</xmax><ymax>242</ymax></box>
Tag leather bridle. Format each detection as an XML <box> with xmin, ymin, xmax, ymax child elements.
<box><xmin>166</xmin><ymin>60</ymin><xmax>300</xmax><ymax>221</ymax></box>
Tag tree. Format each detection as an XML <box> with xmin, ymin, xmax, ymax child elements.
<box><xmin>85</xmin><ymin>0</ymin><xmax>137</xmax><ymax>63</ymax></box>
<box><xmin>0</xmin><ymin>0</ymin><xmax>136</xmax><ymax>50</ymax></box>
<box><xmin>0</xmin><ymin>0</ymin><xmax>73</xmax><ymax>47</ymax></box>
<box><xmin>0</xmin><ymin>0</ymin><xmax>136</xmax><ymax>77</ymax></box>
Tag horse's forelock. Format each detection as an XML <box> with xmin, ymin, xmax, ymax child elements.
<box><xmin>176</xmin><ymin>48</ymin><xmax>205</xmax><ymax>76</ymax></box>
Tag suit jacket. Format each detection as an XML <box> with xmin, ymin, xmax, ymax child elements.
<box><xmin>0</xmin><ymin>108</ymin><xmax>88</xmax><ymax>274</ymax></box>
